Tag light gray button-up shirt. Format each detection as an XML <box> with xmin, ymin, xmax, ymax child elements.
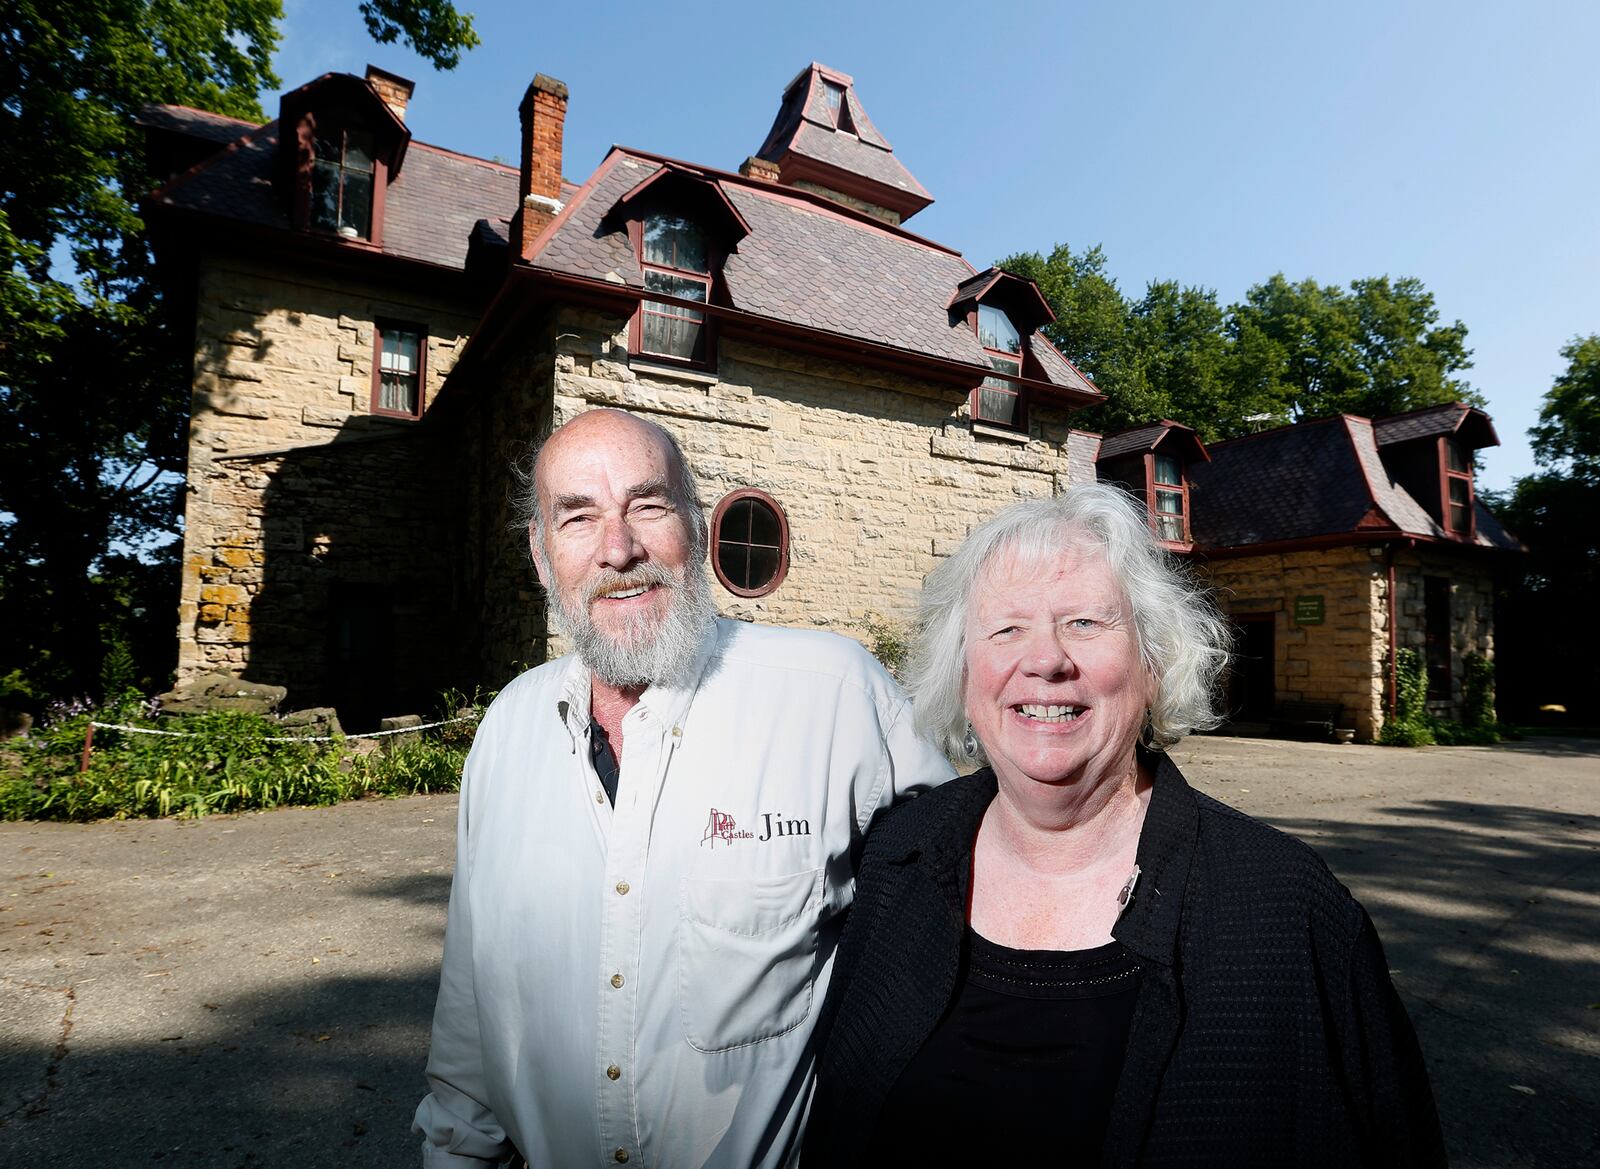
<box><xmin>414</xmin><ymin>619</ymin><xmax>954</xmax><ymax>1168</ymax></box>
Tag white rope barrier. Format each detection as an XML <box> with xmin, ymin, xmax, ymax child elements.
<box><xmin>87</xmin><ymin>715</ymin><xmax>475</xmax><ymax>744</ymax></box>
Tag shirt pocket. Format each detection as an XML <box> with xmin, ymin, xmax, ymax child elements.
<box><xmin>678</xmin><ymin>866</ymin><xmax>824</xmax><ymax>1053</ymax></box>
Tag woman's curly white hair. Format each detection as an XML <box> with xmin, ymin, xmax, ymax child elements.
<box><xmin>906</xmin><ymin>482</ymin><xmax>1232</xmax><ymax>765</ymax></box>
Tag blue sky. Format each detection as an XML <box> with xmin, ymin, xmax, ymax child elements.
<box><xmin>273</xmin><ymin>0</ymin><xmax>1600</xmax><ymax>493</ymax></box>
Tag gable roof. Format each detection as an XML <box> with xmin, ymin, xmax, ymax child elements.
<box><xmin>1187</xmin><ymin>414</ymin><xmax>1519</xmax><ymax>552</ymax></box>
<box><xmin>524</xmin><ymin>149</ymin><xmax>1097</xmax><ymax>400</ymax></box>
<box><xmin>1097</xmin><ymin>420</ymin><xmax>1210</xmax><ymax>464</ymax></box>
<box><xmin>754</xmin><ymin>62</ymin><xmax>932</xmax><ymax>221</ymax></box>
<box><xmin>136</xmin><ymin>103</ymin><xmax>258</xmax><ymax>144</ymax></box>
<box><xmin>143</xmin><ymin>105</ymin><xmax>530</xmax><ymax>272</ymax></box>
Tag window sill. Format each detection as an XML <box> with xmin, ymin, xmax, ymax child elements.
<box><xmin>630</xmin><ymin>358</ymin><xmax>719</xmax><ymax>386</ymax></box>
<box><xmin>971</xmin><ymin>421</ymin><xmax>1031</xmax><ymax>444</ymax></box>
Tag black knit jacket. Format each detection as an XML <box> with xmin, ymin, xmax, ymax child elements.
<box><xmin>804</xmin><ymin>755</ymin><xmax>1446</xmax><ymax>1168</ymax></box>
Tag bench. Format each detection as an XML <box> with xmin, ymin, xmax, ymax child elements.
<box><xmin>1270</xmin><ymin>700</ymin><xmax>1345</xmax><ymax>742</ymax></box>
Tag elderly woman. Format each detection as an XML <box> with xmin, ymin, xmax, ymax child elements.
<box><xmin>805</xmin><ymin>485</ymin><xmax>1444</xmax><ymax>1167</ymax></box>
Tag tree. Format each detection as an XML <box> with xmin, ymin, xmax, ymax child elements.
<box><xmin>0</xmin><ymin>0</ymin><xmax>478</xmax><ymax>703</ymax></box>
<box><xmin>1001</xmin><ymin>244</ymin><xmax>1479</xmax><ymax>441</ymax></box>
<box><xmin>1487</xmin><ymin>335</ymin><xmax>1600</xmax><ymax>723</ymax></box>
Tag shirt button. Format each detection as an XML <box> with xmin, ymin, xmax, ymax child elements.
<box><xmin>615</xmin><ymin>880</ymin><xmax>630</xmax><ymax>896</ymax></box>
<box><xmin>606</xmin><ymin>1063</ymin><xmax>621</xmax><ymax>1080</ymax></box>
<box><xmin>614</xmin><ymin>1149</ymin><xmax>629</xmax><ymax>1163</ymax></box>
<box><xmin>610</xmin><ymin>973</ymin><xmax>624</xmax><ymax>989</ymax></box>
<box><xmin>671</xmin><ymin>725</ymin><xmax>681</xmax><ymax>738</ymax></box>
<box><xmin>595</xmin><ymin>790</ymin><xmax>604</xmax><ymax>804</ymax></box>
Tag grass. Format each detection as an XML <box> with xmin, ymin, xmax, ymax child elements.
<box><xmin>0</xmin><ymin>695</ymin><xmax>479</xmax><ymax>822</ymax></box>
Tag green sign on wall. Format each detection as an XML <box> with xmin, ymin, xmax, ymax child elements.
<box><xmin>1294</xmin><ymin>595</ymin><xmax>1325</xmax><ymax>625</ymax></box>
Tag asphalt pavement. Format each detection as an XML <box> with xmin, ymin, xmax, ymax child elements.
<box><xmin>1</xmin><ymin>734</ymin><xmax>1596</xmax><ymax>1168</ymax></box>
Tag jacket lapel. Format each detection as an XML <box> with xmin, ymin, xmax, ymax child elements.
<box><xmin>1103</xmin><ymin>753</ymin><xmax>1201</xmax><ymax>1168</ymax></box>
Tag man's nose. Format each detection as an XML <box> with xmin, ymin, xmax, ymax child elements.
<box><xmin>597</xmin><ymin>515</ymin><xmax>645</xmax><ymax>569</ymax></box>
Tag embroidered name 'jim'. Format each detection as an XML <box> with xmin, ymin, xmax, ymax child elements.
<box><xmin>700</xmin><ymin>808</ymin><xmax>812</xmax><ymax>846</ymax></box>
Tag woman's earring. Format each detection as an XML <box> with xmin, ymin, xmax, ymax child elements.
<box><xmin>962</xmin><ymin>723</ymin><xmax>979</xmax><ymax>759</ymax></box>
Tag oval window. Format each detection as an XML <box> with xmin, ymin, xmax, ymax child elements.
<box><xmin>711</xmin><ymin>490</ymin><xmax>789</xmax><ymax>598</ymax></box>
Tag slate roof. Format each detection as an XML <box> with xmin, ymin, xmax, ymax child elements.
<box><xmin>136</xmin><ymin>104</ymin><xmax>257</xmax><ymax>144</ymax></box>
<box><xmin>1187</xmin><ymin>414</ymin><xmax>1520</xmax><ymax>551</ymax></box>
<box><xmin>754</xmin><ymin>63</ymin><xmax>931</xmax><ymax>216</ymax></box>
<box><xmin>144</xmin><ymin>107</ymin><xmax>527</xmax><ymax>272</ymax></box>
<box><xmin>1373</xmin><ymin>401</ymin><xmax>1498</xmax><ymax>448</ymax></box>
<box><xmin>1098</xmin><ymin>423</ymin><xmax>1175</xmax><ymax>463</ymax></box>
<box><xmin>527</xmin><ymin>149</ymin><xmax>1098</xmax><ymax>397</ymax></box>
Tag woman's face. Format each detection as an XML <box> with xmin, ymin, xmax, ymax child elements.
<box><xmin>963</xmin><ymin>543</ymin><xmax>1153</xmax><ymax>795</ymax></box>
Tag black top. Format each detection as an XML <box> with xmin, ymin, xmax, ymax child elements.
<box><xmin>868</xmin><ymin>930</ymin><xmax>1140</xmax><ymax>1164</ymax></box>
<box><xmin>589</xmin><ymin>721</ymin><xmax>620</xmax><ymax>805</ymax></box>
<box><xmin>804</xmin><ymin>759</ymin><xmax>1446</xmax><ymax>1168</ymax></box>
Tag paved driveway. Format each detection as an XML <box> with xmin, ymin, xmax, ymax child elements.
<box><xmin>2</xmin><ymin>735</ymin><xmax>1596</xmax><ymax>1167</ymax></box>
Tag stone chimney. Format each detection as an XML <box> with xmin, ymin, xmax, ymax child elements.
<box><xmin>365</xmin><ymin>65</ymin><xmax>416</xmax><ymax>122</ymax></box>
<box><xmin>511</xmin><ymin>74</ymin><xmax>569</xmax><ymax>261</ymax></box>
<box><xmin>739</xmin><ymin>155</ymin><xmax>781</xmax><ymax>183</ymax></box>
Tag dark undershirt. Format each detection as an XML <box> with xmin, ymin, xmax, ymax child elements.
<box><xmin>867</xmin><ymin>928</ymin><xmax>1141</xmax><ymax>1164</ymax></box>
<box><xmin>589</xmin><ymin>721</ymin><xmax>620</xmax><ymax>805</ymax></box>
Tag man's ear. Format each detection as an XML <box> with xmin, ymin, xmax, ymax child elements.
<box><xmin>529</xmin><ymin>524</ymin><xmax>550</xmax><ymax>587</ymax></box>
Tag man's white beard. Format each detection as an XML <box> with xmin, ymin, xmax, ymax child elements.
<box><xmin>547</xmin><ymin>560</ymin><xmax>718</xmax><ymax>689</ymax></box>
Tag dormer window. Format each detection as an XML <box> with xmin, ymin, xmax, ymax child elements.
<box><xmin>1153</xmin><ymin>454</ymin><xmax>1188</xmax><ymax>542</ymax></box>
<box><xmin>637</xmin><ymin>214</ymin><xmax>711</xmax><ymax>362</ymax></box>
<box><xmin>974</xmin><ymin>303</ymin><xmax>1025</xmax><ymax>430</ymax></box>
<box><xmin>819</xmin><ymin>79</ymin><xmax>855</xmax><ymax>132</ymax></box>
<box><xmin>1444</xmin><ymin>439</ymin><xmax>1473</xmax><ymax>536</ymax></box>
<box><xmin>311</xmin><ymin>123</ymin><xmax>376</xmax><ymax>239</ymax></box>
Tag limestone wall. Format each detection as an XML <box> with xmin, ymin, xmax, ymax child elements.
<box><xmin>1390</xmin><ymin>548</ymin><xmax>1497</xmax><ymax>716</ymax></box>
<box><xmin>1203</xmin><ymin>547</ymin><xmax>1388</xmax><ymax>740</ymax></box>
<box><xmin>175</xmin><ymin>254</ymin><xmax>479</xmax><ymax>717</ymax></box>
<box><xmin>462</xmin><ymin>306</ymin><xmax>1096</xmax><ymax>679</ymax></box>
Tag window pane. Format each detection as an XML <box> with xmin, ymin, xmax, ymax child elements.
<box><xmin>341</xmin><ymin>170</ymin><xmax>372</xmax><ymax>236</ymax></box>
<box><xmin>310</xmin><ymin>161</ymin><xmax>340</xmax><ymax>229</ymax></box>
<box><xmin>747</xmin><ymin>498</ymin><xmax>781</xmax><ymax>547</ymax></box>
<box><xmin>1156</xmin><ymin>513</ymin><xmax>1185</xmax><ymax>542</ymax></box>
<box><xmin>986</xmin><ymin>354</ymin><xmax>1021</xmax><ymax>377</ymax></box>
<box><xmin>314</xmin><ymin>129</ymin><xmax>343</xmax><ymax>162</ymax></box>
<box><xmin>1449</xmin><ymin>504</ymin><xmax>1470</xmax><ymax>532</ymax></box>
<box><xmin>643</xmin><ymin>215</ymin><xmax>709</xmax><ymax>273</ymax></box>
<box><xmin>746</xmin><ymin>545</ymin><xmax>780</xmax><ymax>590</ymax></box>
<box><xmin>1446</xmin><ymin>441</ymin><xmax>1468</xmax><ymax>473</ymax></box>
<box><xmin>977</xmin><ymin>386</ymin><xmax>1020</xmax><ymax>427</ymax></box>
<box><xmin>642</xmin><ymin>304</ymin><xmax>702</xmax><ymax>359</ymax></box>
<box><xmin>344</xmin><ymin>128</ymin><xmax>376</xmax><ymax>173</ymax></box>
<box><xmin>717</xmin><ymin>540</ymin><xmax>750</xmax><ymax>589</ymax></box>
<box><xmin>644</xmin><ymin>270</ymin><xmax>708</xmax><ymax>302</ymax></box>
<box><xmin>381</xmin><ymin>330</ymin><xmax>419</xmax><ymax>374</ymax></box>
<box><xmin>725</xmin><ymin>498</ymin><xmax>755</xmax><ymax>542</ymax></box>
<box><xmin>380</xmin><ymin>371</ymin><xmax>417</xmax><ymax>415</ymax></box>
<box><xmin>978</xmin><ymin>304</ymin><xmax>1021</xmax><ymax>355</ymax></box>
<box><xmin>1154</xmin><ymin>454</ymin><xmax>1182</xmax><ymax>485</ymax></box>
<box><xmin>822</xmin><ymin>80</ymin><xmax>844</xmax><ymax>122</ymax></box>
<box><xmin>1156</xmin><ymin>488</ymin><xmax>1184</xmax><ymax>515</ymax></box>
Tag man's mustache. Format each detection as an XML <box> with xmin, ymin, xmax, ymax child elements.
<box><xmin>583</xmin><ymin>564</ymin><xmax>677</xmax><ymax>606</ymax></box>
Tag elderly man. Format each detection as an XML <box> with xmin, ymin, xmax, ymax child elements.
<box><xmin>414</xmin><ymin>409</ymin><xmax>952</xmax><ymax>1168</ymax></box>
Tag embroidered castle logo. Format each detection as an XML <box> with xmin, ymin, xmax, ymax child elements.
<box><xmin>700</xmin><ymin>808</ymin><xmax>812</xmax><ymax>846</ymax></box>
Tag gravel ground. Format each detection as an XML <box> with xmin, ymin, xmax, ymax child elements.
<box><xmin>1</xmin><ymin>734</ymin><xmax>1595</xmax><ymax>1168</ymax></box>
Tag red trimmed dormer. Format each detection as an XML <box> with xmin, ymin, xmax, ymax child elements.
<box><xmin>1095</xmin><ymin>421</ymin><xmax>1210</xmax><ymax>550</ymax></box>
<box><xmin>1372</xmin><ymin>403</ymin><xmax>1499</xmax><ymax>542</ymax></box>
<box><xmin>276</xmin><ymin>67</ymin><xmax>412</xmax><ymax>247</ymax></box>
<box><xmin>948</xmin><ymin>268</ymin><xmax>1056</xmax><ymax>434</ymax></box>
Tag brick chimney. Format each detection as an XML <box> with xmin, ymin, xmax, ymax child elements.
<box><xmin>739</xmin><ymin>155</ymin><xmax>781</xmax><ymax>182</ymax></box>
<box><xmin>365</xmin><ymin>65</ymin><xmax>416</xmax><ymax>122</ymax></box>
<box><xmin>511</xmin><ymin>74</ymin><xmax>569</xmax><ymax>261</ymax></box>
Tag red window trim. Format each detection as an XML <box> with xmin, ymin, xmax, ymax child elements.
<box><xmin>1146</xmin><ymin>450</ymin><xmax>1192</xmax><ymax>547</ymax></box>
<box><xmin>627</xmin><ymin>217</ymin><xmax>719</xmax><ymax>371</ymax></box>
<box><xmin>968</xmin><ymin>307</ymin><xmax>1029</xmax><ymax>432</ymax></box>
<box><xmin>1439</xmin><ymin>437</ymin><xmax>1475</xmax><ymax>538</ymax></box>
<box><xmin>370</xmin><ymin>319</ymin><xmax>427</xmax><ymax>420</ymax></box>
<box><xmin>710</xmin><ymin>488</ymin><xmax>790</xmax><ymax>598</ymax></box>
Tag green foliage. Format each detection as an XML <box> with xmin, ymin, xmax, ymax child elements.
<box><xmin>1487</xmin><ymin>337</ymin><xmax>1600</xmax><ymax>724</ymax></box>
<box><xmin>359</xmin><ymin>0</ymin><xmax>480</xmax><ymax>70</ymax></box>
<box><xmin>1460</xmin><ymin>652</ymin><xmax>1496</xmax><ymax>731</ymax></box>
<box><xmin>857</xmin><ymin>611</ymin><xmax>911</xmax><ymax>680</ymax></box>
<box><xmin>0</xmin><ymin>694</ymin><xmax>479</xmax><ymax>821</ymax></box>
<box><xmin>1379</xmin><ymin>647</ymin><xmax>1434</xmax><ymax>746</ymax></box>
<box><xmin>997</xmin><ymin>248</ymin><xmax>1477</xmax><ymax>442</ymax></box>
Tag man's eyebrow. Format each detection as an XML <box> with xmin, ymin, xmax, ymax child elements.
<box><xmin>626</xmin><ymin>478</ymin><xmax>672</xmax><ymax>501</ymax></box>
<box><xmin>551</xmin><ymin>492</ymin><xmax>596</xmax><ymax>514</ymax></box>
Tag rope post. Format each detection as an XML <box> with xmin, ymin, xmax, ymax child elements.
<box><xmin>79</xmin><ymin>721</ymin><xmax>95</xmax><ymax>774</ymax></box>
